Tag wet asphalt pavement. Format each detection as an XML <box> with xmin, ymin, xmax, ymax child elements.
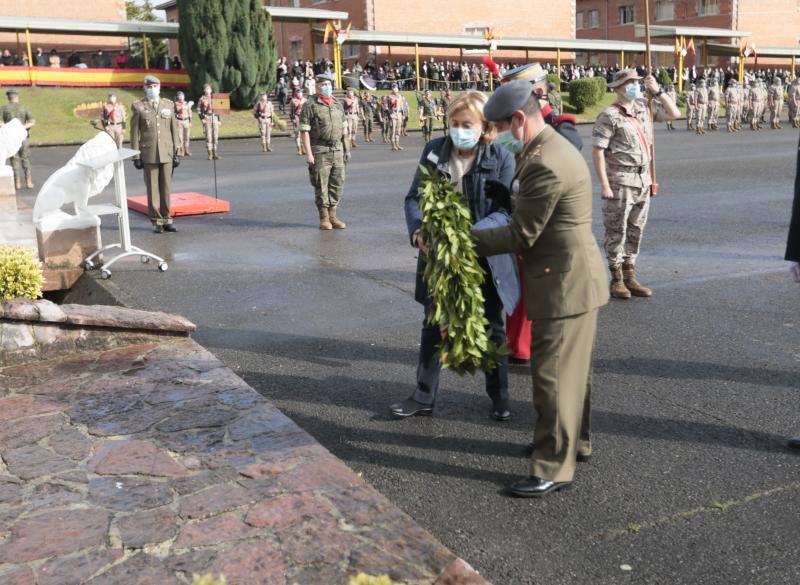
<box><xmin>27</xmin><ymin>123</ymin><xmax>800</xmax><ymax>585</ymax></box>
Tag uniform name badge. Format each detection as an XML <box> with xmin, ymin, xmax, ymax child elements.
<box><xmin>160</xmin><ymin>109</ymin><xmax>172</xmax><ymax>118</ymax></box>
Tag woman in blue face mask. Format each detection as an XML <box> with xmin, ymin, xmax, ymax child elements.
<box><xmin>392</xmin><ymin>91</ymin><xmax>519</xmax><ymax>422</ymax></box>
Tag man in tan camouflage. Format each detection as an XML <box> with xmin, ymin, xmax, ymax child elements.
<box><xmin>694</xmin><ymin>79</ymin><xmax>708</xmax><ymax>134</ymax></box>
<box><xmin>768</xmin><ymin>77</ymin><xmax>784</xmax><ymax>129</ymax></box>
<box><xmin>592</xmin><ymin>69</ymin><xmax>680</xmax><ymax>300</ymax></box>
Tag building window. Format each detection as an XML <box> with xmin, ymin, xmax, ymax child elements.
<box><xmin>655</xmin><ymin>0</ymin><xmax>675</xmax><ymax>21</ymax></box>
<box><xmin>697</xmin><ymin>0</ymin><xmax>720</xmax><ymax>16</ymax></box>
<box><xmin>576</xmin><ymin>11</ymin><xmax>585</xmax><ymax>30</ymax></box>
<box><xmin>290</xmin><ymin>40</ymin><xmax>303</xmax><ymax>63</ymax></box>
<box><xmin>463</xmin><ymin>24</ymin><xmax>490</xmax><ymax>36</ymax></box>
<box><xmin>589</xmin><ymin>9</ymin><xmax>600</xmax><ymax>28</ymax></box>
<box><xmin>619</xmin><ymin>5</ymin><xmax>635</xmax><ymax>24</ymax></box>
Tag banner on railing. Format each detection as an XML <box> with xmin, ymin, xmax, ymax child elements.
<box><xmin>0</xmin><ymin>67</ymin><xmax>190</xmax><ymax>88</ymax></box>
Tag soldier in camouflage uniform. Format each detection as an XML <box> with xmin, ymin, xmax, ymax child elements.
<box><xmin>788</xmin><ymin>79</ymin><xmax>800</xmax><ymax>128</ymax></box>
<box><xmin>174</xmin><ymin>91</ymin><xmax>193</xmax><ymax>156</ymax></box>
<box><xmin>592</xmin><ymin>69</ymin><xmax>680</xmax><ymax>299</ymax></box>
<box><xmin>359</xmin><ymin>89</ymin><xmax>376</xmax><ymax>142</ymax></box>
<box><xmin>750</xmin><ymin>81</ymin><xmax>764</xmax><ymax>131</ymax></box>
<box><xmin>768</xmin><ymin>77</ymin><xmax>784</xmax><ymax>129</ymax></box>
<box><xmin>439</xmin><ymin>88</ymin><xmax>452</xmax><ymax>136</ymax></box>
<box><xmin>101</xmin><ymin>92</ymin><xmax>126</xmax><ymax>148</ymax></box>
<box><xmin>378</xmin><ymin>95</ymin><xmax>391</xmax><ymax>144</ymax></box>
<box><xmin>664</xmin><ymin>84</ymin><xmax>677</xmax><ymax>130</ymax></box>
<box><xmin>418</xmin><ymin>89</ymin><xmax>438</xmax><ymax>142</ymax></box>
<box><xmin>0</xmin><ymin>89</ymin><xmax>36</xmax><ymax>189</ymax></box>
<box><xmin>724</xmin><ymin>80</ymin><xmax>740</xmax><ymax>132</ymax></box>
<box><xmin>707</xmin><ymin>79</ymin><xmax>721</xmax><ymax>130</ymax></box>
<box><xmin>694</xmin><ymin>79</ymin><xmax>708</xmax><ymax>134</ymax></box>
<box><xmin>387</xmin><ymin>84</ymin><xmax>407</xmax><ymax>151</ymax></box>
<box><xmin>291</xmin><ymin>90</ymin><xmax>307</xmax><ymax>155</ymax></box>
<box><xmin>253</xmin><ymin>92</ymin><xmax>274</xmax><ymax>152</ymax></box>
<box><xmin>198</xmin><ymin>84</ymin><xmax>221</xmax><ymax>159</ymax></box>
<box><xmin>342</xmin><ymin>88</ymin><xmax>361</xmax><ymax>148</ymax></box>
<box><xmin>299</xmin><ymin>72</ymin><xmax>351</xmax><ymax>231</ymax></box>
<box><xmin>547</xmin><ymin>82</ymin><xmax>563</xmax><ymax>116</ymax></box>
<box><xmin>684</xmin><ymin>84</ymin><xmax>696</xmax><ymax>131</ymax></box>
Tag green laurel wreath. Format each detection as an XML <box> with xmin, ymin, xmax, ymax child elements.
<box><xmin>417</xmin><ymin>165</ymin><xmax>509</xmax><ymax>375</ymax></box>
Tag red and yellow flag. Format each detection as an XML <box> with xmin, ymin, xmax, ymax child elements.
<box><xmin>686</xmin><ymin>38</ymin><xmax>696</xmax><ymax>56</ymax></box>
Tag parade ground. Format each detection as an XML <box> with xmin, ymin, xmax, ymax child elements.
<box><xmin>25</xmin><ymin>125</ymin><xmax>800</xmax><ymax>585</ymax></box>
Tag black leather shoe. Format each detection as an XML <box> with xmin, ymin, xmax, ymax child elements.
<box><xmin>390</xmin><ymin>398</ymin><xmax>433</xmax><ymax>419</ymax></box>
<box><xmin>525</xmin><ymin>441</ymin><xmax>591</xmax><ymax>462</ymax></box>
<box><xmin>509</xmin><ymin>357</ymin><xmax>530</xmax><ymax>366</ymax></box>
<box><xmin>788</xmin><ymin>437</ymin><xmax>800</xmax><ymax>450</ymax></box>
<box><xmin>490</xmin><ymin>400</ymin><xmax>511</xmax><ymax>422</ymax></box>
<box><xmin>164</xmin><ymin>224</ymin><xmax>178</xmax><ymax>232</ymax></box>
<box><xmin>508</xmin><ymin>476</ymin><xmax>571</xmax><ymax>498</ymax></box>
<box><xmin>153</xmin><ymin>225</ymin><xmax>164</xmax><ymax>233</ymax></box>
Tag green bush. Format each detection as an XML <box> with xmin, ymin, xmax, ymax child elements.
<box><xmin>589</xmin><ymin>76</ymin><xmax>608</xmax><ymax>102</ymax></box>
<box><xmin>568</xmin><ymin>78</ymin><xmax>600</xmax><ymax>113</ymax></box>
<box><xmin>658</xmin><ymin>69</ymin><xmax>672</xmax><ymax>87</ymax></box>
<box><xmin>0</xmin><ymin>245</ymin><xmax>43</xmax><ymax>300</ymax></box>
<box><xmin>547</xmin><ymin>73</ymin><xmax>561</xmax><ymax>91</ymax></box>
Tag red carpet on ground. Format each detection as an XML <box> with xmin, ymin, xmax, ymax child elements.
<box><xmin>127</xmin><ymin>192</ymin><xmax>230</xmax><ymax>217</ymax></box>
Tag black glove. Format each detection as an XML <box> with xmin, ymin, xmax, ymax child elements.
<box><xmin>172</xmin><ymin>156</ymin><xmax>181</xmax><ymax>169</ymax></box>
<box><xmin>484</xmin><ymin>179</ymin><xmax>512</xmax><ymax>211</ymax></box>
<box><xmin>133</xmin><ymin>158</ymin><xmax>143</xmax><ymax>170</ymax></box>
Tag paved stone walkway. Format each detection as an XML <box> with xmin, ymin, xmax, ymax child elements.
<box><xmin>0</xmin><ymin>300</ymin><xmax>488</xmax><ymax>584</ymax></box>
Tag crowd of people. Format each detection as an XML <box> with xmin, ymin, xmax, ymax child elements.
<box><xmin>0</xmin><ymin>47</ymin><xmax>182</xmax><ymax>70</ymax></box>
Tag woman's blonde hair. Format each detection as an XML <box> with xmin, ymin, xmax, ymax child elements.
<box><xmin>446</xmin><ymin>90</ymin><xmax>497</xmax><ymax>143</ymax></box>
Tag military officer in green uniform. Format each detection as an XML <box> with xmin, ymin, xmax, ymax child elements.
<box><xmin>1</xmin><ymin>89</ymin><xmax>36</xmax><ymax>189</ymax></box>
<box><xmin>439</xmin><ymin>88</ymin><xmax>452</xmax><ymax>135</ymax></box>
<box><xmin>130</xmin><ymin>75</ymin><xmax>180</xmax><ymax>233</ymax></box>
<box><xmin>299</xmin><ymin>72</ymin><xmax>351</xmax><ymax>231</ymax></box>
<box><xmin>471</xmin><ymin>80</ymin><xmax>609</xmax><ymax>498</ymax></box>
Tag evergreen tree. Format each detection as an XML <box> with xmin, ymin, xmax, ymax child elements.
<box><xmin>178</xmin><ymin>0</ymin><xmax>276</xmax><ymax>108</ymax></box>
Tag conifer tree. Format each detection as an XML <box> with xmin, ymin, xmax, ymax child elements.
<box><xmin>178</xmin><ymin>0</ymin><xmax>276</xmax><ymax>108</ymax></box>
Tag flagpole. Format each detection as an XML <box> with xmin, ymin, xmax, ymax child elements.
<box><xmin>644</xmin><ymin>0</ymin><xmax>658</xmax><ymax>196</ymax></box>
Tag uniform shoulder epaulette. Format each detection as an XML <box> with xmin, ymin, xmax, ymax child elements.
<box><xmin>551</xmin><ymin>113</ymin><xmax>577</xmax><ymax>127</ymax></box>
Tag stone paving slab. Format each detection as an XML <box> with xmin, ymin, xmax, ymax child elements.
<box><xmin>0</xmin><ymin>303</ymin><xmax>489</xmax><ymax>584</ymax></box>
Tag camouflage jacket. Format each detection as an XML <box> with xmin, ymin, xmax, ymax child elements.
<box><xmin>592</xmin><ymin>99</ymin><xmax>652</xmax><ymax>188</ymax></box>
<box><xmin>299</xmin><ymin>95</ymin><xmax>349</xmax><ymax>153</ymax></box>
<box><xmin>1</xmin><ymin>103</ymin><xmax>33</xmax><ymax>126</ymax></box>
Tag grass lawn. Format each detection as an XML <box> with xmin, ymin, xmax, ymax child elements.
<box><xmin>12</xmin><ymin>87</ymin><xmax>695</xmax><ymax>146</ymax></box>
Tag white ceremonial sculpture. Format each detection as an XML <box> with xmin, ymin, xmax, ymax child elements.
<box><xmin>33</xmin><ymin>131</ymin><xmax>168</xmax><ymax>278</ymax></box>
<box><xmin>33</xmin><ymin>131</ymin><xmax>117</xmax><ymax>232</ymax></box>
<box><xmin>0</xmin><ymin>118</ymin><xmax>28</xmax><ymax>179</ymax></box>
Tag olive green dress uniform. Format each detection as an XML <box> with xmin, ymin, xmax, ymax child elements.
<box><xmin>299</xmin><ymin>94</ymin><xmax>350</xmax><ymax>212</ymax></box>
<box><xmin>473</xmin><ymin>126</ymin><xmax>609</xmax><ymax>483</ymax></box>
<box><xmin>130</xmin><ymin>97</ymin><xmax>179</xmax><ymax>226</ymax></box>
<box><xmin>0</xmin><ymin>101</ymin><xmax>34</xmax><ymax>188</ymax></box>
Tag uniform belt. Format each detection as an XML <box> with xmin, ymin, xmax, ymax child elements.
<box><xmin>608</xmin><ymin>163</ymin><xmax>647</xmax><ymax>174</ymax></box>
<box><xmin>107</xmin><ymin>122</ymin><xmax>123</xmax><ymax>126</ymax></box>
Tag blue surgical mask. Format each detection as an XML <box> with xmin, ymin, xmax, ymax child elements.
<box><xmin>496</xmin><ymin>128</ymin><xmax>524</xmax><ymax>155</ymax></box>
<box><xmin>449</xmin><ymin>127</ymin><xmax>479</xmax><ymax>150</ymax></box>
<box><xmin>320</xmin><ymin>85</ymin><xmax>332</xmax><ymax>97</ymax></box>
<box><xmin>624</xmin><ymin>83</ymin><xmax>642</xmax><ymax>101</ymax></box>
<box><xmin>145</xmin><ymin>86</ymin><xmax>160</xmax><ymax>101</ymax></box>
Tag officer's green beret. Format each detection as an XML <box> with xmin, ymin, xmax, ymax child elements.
<box><xmin>484</xmin><ymin>80</ymin><xmax>534</xmax><ymax>122</ymax></box>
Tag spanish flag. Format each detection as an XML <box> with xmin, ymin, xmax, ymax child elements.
<box><xmin>323</xmin><ymin>22</ymin><xmax>335</xmax><ymax>44</ymax></box>
<box><xmin>686</xmin><ymin>38</ymin><xmax>696</xmax><ymax>56</ymax></box>
<box><xmin>674</xmin><ymin>37</ymin><xmax>681</xmax><ymax>55</ymax></box>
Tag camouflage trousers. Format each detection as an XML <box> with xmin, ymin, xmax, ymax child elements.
<box><xmin>707</xmin><ymin>101</ymin><xmax>719</xmax><ymax>127</ymax></box>
<box><xmin>346</xmin><ymin>114</ymin><xmax>359</xmax><ymax>140</ymax></box>
<box><xmin>695</xmin><ymin>103</ymin><xmax>707</xmax><ymax>129</ymax></box>
<box><xmin>308</xmin><ymin>148</ymin><xmax>345</xmax><ymax>209</ymax></box>
<box><xmin>362</xmin><ymin>115</ymin><xmax>372</xmax><ymax>138</ymax></box>
<box><xmin>602</xmin><ymin>184</ymin><xmax>651</xmax><ymax>267</ymax></box>
<box><xmin>686</xmin><ymin>106</ymin><xmax>695</xmax><ymax>129</ymax></box>
<box><xmin>9</xmin><ymin>139</ymin><xmax>31</xmax><ymax>179</ymax></box>
<box><xmin>770</xmin><ymin>103</ymin><xmax>783</xmax><ymax>125</ymax></box>
<box><xmin>104</xmin><ymin>124</ymin><xmax>124</xmax><ymax>148</ymax></box>
<box><xmin>258</xmin><ymin>118</ymin><xmax>272</xmax><ymax>145</ymax></box>
<box><xmin>202</xmin><ymin>116</ymin><xmax>220</xmax><ymax>149</ymax></box>
<box><xmin>177</xmin><ymin>119</ymin><xmax>191</xmax><ymax>155</ymax></box>
<box><xmin>421</xmin><ymin>116</ymin><xmax>434</xmax><ymax>140</ymax></box>
<box><xmin>390</xmin><ymin>113</ymin><xmax>404</xmax><ymax>140</ymax></box>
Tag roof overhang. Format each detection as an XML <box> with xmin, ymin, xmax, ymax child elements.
<box><xmin>0</xmin><ymin>16</ymin><xmax>178</xmax><ymax>37</ymax></box>
<box><xmin>340</xmin><ymin>30</ymin><xmax>673</xmax><ymax>54</ymax></box>
<box><xmin>706</xmin><ymin>43</ymin><xmax>800</xmax><ymax>58</ymax></box>
<box><xmin>634</xmin><ymin>25</ymin><xmax>751</xmax><ymax>39</ymax></box>
<box><xmin>155</xmin><ymin>1</ymin><xmax>347</xmax><ymax>22</ymax></box>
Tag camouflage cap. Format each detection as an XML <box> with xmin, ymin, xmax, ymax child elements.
<box><xmin>5</xmin><ymin>88</ymin><xmax>18</xmax><ymax>95</ymax></box>
<box><xmin>315</xmin><ymin>72</ymin><xmax>335</xmax><ymax>82</ymax></box>
<box><xmin>608</xmin><ymin>68</ymin><xmax>642</xmax><ymax>89</ymax></box>
<box><xmin>143</xmin><ymin>74</ymin><xmax>160</xmax><ymax>85</ymax></box>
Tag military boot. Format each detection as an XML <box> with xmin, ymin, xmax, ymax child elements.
<box><xmin>328</xmin><ymin>207</ymin><xmax>347</xmax><ymax>229</ymax></box>
<box><xmin>296</xmin><ymin>145</ymin><xmax>303</xmax><ymax>155</ymax></box>
<box><xmin>213</xmin><ymin>148</ymin><xmax>221</xmax><ymax>160</ymax></box>
<box><xmin>622</xmin><ymin>263</ymin><xmax>653</xmax><ymax>297</ymax></box>
<box><xmin>266</xmin><ymin>143</ymin><xmax>272</xmax><ymax>152</ymax></box>
<box><xmin>14</xmin><ymin>175</ymin><xmax>21</xmax><ymax>190</ymax></box>
<box><xmin>261</xmin><ymin>142</ymin><xmax>267</xmax><ymax>152</ymax></box>
<box><xmin>390</xmin><ymin>139</ymin><xmax>398</xmax><ymax>151</ymax></box>
<box><xmin>318</xmin><ymin>207</ymin><xmax>333</xmax><ymax>230</ymax></box>
<box><xmin>25</xmin><ymin>174</ymin><xmax>33</xmax><ymax>190</ymax></box>
<box><xmin>609</xmin><ymin>266</ymin><xmax>631</xmax><ymax>299</ymax></box>
<box><xmin>351</xmin><ymin>138</ymin><xmax>358</xmax><ymax>148</ymax></box>
<box><xmin>396</xmin><ymin>139</ymin><xmax>404</xmax><ymax>151</ymax></box>
<box><xmin>777</xmin><ymin>122</ymin><xmax>783</xmax><ymax>129</ymax></box>
<box><xmin>185</xmin><ymin>148</ymin><xmax>192</xmax><ymax>157</ymax></box>
<box><xmin>207</xmin><ymin>148</ymin><xmax>213</xmax><ymax>160</ymax></box>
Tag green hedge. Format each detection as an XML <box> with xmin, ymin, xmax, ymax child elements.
<box><xmin>547</xmin><ymin>73</ymin><xmax>561</xmax><ymax>91</ymax></box>
<box><xmin>589</xmin><ymin>76</ymin><xmax>607</xmax><ymax>102</ymax></box>
<box><xmin>568</xmin><ymin>78</ymin><xmax>600</xmax><ymax>113</ymax></box>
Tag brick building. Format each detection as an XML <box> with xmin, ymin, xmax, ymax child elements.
<box><xmin>0</xmin><ymin>0</ymin><xmax>127</xmax><ymax>52</ymax></box>
<box><xmin>158</xmin><ymin>0</ymin><xmax>576</xmax><ymax>65</ymax></box>
<box><xmin>576</xmin><ymin>0</ymin><xmax>800</xmax><ymax>68</ymax></box>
